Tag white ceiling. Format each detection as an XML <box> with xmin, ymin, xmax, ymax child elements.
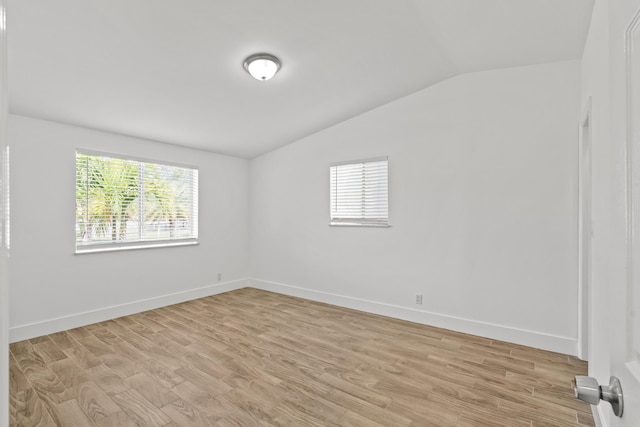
<box><xmin>8</xmin><ymin>0</ymin><xmax>594</xmax><ymax>159</ymax></box>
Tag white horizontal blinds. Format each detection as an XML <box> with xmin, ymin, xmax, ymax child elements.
<box><xmin>76</xmin><ymin>151</ymin><xmax>198</xmax><ymax>249</ymax></box>
<box><xmin>139</xmin><ymin>161</ymin><xmax>198</xmax><ymax>241</ymax></box>
<box><xmin>330</xmin><ymin>158</ymin><xmax>388</xmax><ymax>226</ymax></box>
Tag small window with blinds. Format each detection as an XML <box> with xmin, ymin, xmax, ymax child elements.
<box><xmin>75</xmin><ymin>150</ymin><xmax>198</xmax><ymax>253</ymax></box>
<box><xmin>330</xmin><ymin>157</ymin><xmax>389</xmax><ymax>227</ymax></box>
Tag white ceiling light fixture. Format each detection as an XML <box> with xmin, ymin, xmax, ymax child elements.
<box><xmin>243</xmin><ymin>53</ymin><xmax>281</xmax><ymax>81</ymax></box>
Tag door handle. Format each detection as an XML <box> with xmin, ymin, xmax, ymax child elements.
<box><xmin>574</xmin><ymin>376</ymin><xmax>624</xmax><ymax>417</ymax></box>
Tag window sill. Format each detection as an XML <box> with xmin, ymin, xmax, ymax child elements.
<box><xmin>329</xmin><ymin>223</ymin><xmax>391</xmax><ymax>228</ymax></box>
<box><xmin>75</xmin><ymin>240</ymin><xmax>198</xmax><ymax>254</ymax></box>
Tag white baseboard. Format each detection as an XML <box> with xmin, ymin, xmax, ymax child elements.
<box><xmin>9</xmin><ymin>279</ymin><xmax>249</xmax><ymax>343</ymax></box>
<box><xmin>248</xmin><ymin>278</ymin><xmax>578</xmax><ymax>356</ymax></box>
<box><xmin>10</xmin><ymin>277</ymin><xmax>578</xmax><ymax>356</ymax></box>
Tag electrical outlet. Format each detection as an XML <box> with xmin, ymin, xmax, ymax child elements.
<box><xmin>415</xmin><ymin>294</ymin><xmax>423</xmax><ymax>305</ymax></box>
<box><xmin>217</xmin><ymin>273</ymin><xmax>222</xmax><ymax>281</ymax></box>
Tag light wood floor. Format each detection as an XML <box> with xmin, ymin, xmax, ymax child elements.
<box><xmin>10</xmin><ymin>288</ymin><xmax>594</xmax><ymax>426</ymax></box>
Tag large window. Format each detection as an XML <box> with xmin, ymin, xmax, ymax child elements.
<box><xmin>330</xmin><ymin>157</ymin><xmax>389</xmax><ymax>227</ymax></box>
<box><xmin>75</xmin><ymin>150</ymin><xmax>198</xmax><ymax>252</ymax></box>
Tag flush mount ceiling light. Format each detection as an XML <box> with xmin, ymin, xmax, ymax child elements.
<box><xmin>243</xmin><ymin>53</ymin><xmax>281</xmax><ymax>81</ymax></box>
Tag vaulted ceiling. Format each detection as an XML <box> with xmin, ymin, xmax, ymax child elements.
<box><xmin>8</xmin><ymin>0</ymin><xmax>594</xmax><ymax>158</ymax></box>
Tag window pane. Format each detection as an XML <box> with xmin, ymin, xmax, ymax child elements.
<box><xmin>76</xmin><ymin>151</ymin><xmax>198</xmax><ymax>251</ymax></box>
<box><xmin>330</xmin><ymin>158</ymin><xmax>389</xmax><ymax>226</ymax></box>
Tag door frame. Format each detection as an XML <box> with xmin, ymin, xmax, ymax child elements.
<box><xmin>579</xmin><ymin>97</ymin><xmax>593</xmax><ymax>361</ymax></box>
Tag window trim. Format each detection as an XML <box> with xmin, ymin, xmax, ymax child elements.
<box><xmin>75</xmin><ymin>149</ymin><xmax>199</xmax><ymax>253</ymax></box>
<box><xmin>329</xmin><ymin>156</ymin><xmax>390</xmax><ymax>228</ymax></box>
<box><xmin>77</xmin><ymin>149</ymin><xmax>197</xmax><ymax>170</ymax></box>
<box><xmin>75</xmin><ymin>239</ymin><xmax>198</xmax><ymax>255</ymax></box>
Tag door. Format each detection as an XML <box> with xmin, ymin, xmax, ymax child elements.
<box><xmin>609</xmin><ymin>0</ymin><xmax>640</xmax><ymax>425</ymax></box>
<box><xmin>0</xmin><ymin>0</ymin><xmax>8</xmax><ymax>424</ymax></box>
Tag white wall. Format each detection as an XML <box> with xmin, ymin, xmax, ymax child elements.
<box><xmin>7</xmin><ymin>61</ymin><xmax>583</xmax><ymax>357</ymax></box>
<box><xmin>250</xmin><ymin>60</ymin><xmax>581</xmax><ymax>354</ymax></box>
<box><xmin>8</xmin><ymin>115</ymin><xmax>250</xmax><ymax>341</ymax></box>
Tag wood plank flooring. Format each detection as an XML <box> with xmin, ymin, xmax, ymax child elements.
<box><xmin>10</xmin><ymin>288</ymin><xmax>594</xmax><ymax>426</ymax></box>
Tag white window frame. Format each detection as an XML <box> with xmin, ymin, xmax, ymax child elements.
<box><xmin>329</xmin><ymin>156</ymin><xmax>390</xmax><ymax>227</ymax></box>
<box><xmin>75</xmin><ymin>149</ymin><xmax>199</xmax><ymax>253</ymax></box>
